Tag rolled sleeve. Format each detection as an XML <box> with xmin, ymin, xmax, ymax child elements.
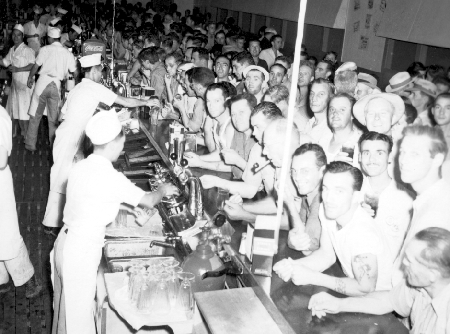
<box><xmin>114</xmin><ymin>172</ymin><xmax>146</xmax><ymax>207</ymax></box>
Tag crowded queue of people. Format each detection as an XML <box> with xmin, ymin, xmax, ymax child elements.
<box><xmin>1</xmin><ymin>1</ymin><xmax>450</xmax><ymax>333</ymax></box>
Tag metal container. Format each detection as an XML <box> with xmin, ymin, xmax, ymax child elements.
<box><xmin>118</xmin><ymin>71</ymin><xmax>128</xmax><ymax>83</ymax></box>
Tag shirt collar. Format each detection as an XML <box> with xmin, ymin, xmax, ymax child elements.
<box><xmin>89</xmin><ymin>154</ymin><xmax>114</xmax><ymax>167</ymax></box>
<box><xmin>51</xmin><ymin>41</ymin><xmax>63</xmax><ymax>47</ymax></box>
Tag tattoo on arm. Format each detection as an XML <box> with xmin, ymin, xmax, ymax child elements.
<box><xmin>353</xmin><ymin>254</ymin><xmax>376</xmax><ymax>281</ymax></box>
<box><xmin>335</xmin><ymin>278</ymin><xmax>346</xmax><ymax>295</ymax></box>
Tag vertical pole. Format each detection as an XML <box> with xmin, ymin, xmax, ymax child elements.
<box><xmin>273</xmin><ymin>0</ymin><xmax>308</xmax><ymax>253</ymax></box>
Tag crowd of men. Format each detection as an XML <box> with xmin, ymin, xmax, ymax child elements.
<box><xmin>1</xmin><ymin>1</ymin><xmax>450</xmax><ymax>333</ymax></box>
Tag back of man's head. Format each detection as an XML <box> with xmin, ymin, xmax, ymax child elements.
<box><xmin>251</xmin><ymin>101</ymin><xmax>283</xmax><ymax>119</ymax></box>
<box><xmin>190</xmin><ymin>67</ymin><xmax>215</xmax><ymax>88</ymax></box>
<box><xmin>414</xmin><ymin>227</ymin><xmax>450</xmax><ymax>279</ymax></box>
<box><xmin>335</xmin><ymin>70</ymin><xmax>358</xmax><ymax>95</ymax></box>
<box><xmin>293</xmin><ymin>143</ymin><xmax>327</xmax><ymax>168</ymax></box>
<box><xmin>232</xmin><ymin>51</ymin><xmax>255</xmax><ymax>66</ymax></box>
<box><xmin>265</xmin><ymin>85</ymin><xmax>289</xmax><ymax>104</ymax></box>
<box><xmin>138</xmin><ymin>46</ymin><xmax>160</xmax><ymax>64</ymax></box>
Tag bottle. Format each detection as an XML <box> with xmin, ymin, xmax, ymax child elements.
<box><xmin>66</xmin><ymin>74</ymin><xmax>75</xmax><ymax>91</ymax></box>
<box><xmin>239</xmin><ymin>232</ymin><xmax>247</xmax><ymax>255</ymax></box>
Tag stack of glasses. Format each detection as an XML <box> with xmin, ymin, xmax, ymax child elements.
<box><xmin>127</xmin><ymin>259</ymin><xmax>196</xmax><ymax>319</ymax></box>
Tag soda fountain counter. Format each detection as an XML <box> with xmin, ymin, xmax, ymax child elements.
<box><xmin>95</xmin><ymin>117</ymin><xmax>408</xmax><ymax>334</ymax></box>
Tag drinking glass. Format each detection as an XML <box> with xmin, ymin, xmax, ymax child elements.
<box><xmin>136</xmin><ymin>272</ymin><xmax>152</xmax><ymax>311</ymax></box>
<box><xmin>177</xmin><ymin>272</ymin><xmax>195</xmax><ymax>319</ymax></box>
<box><xmin>152</xmin><ymin>273</ymin><xmax>171</xmax><ymax>315</ymax></box>
<box><xmin>216</xmin><ymin>188</ymin><xmax>230</xmax><ymax>212</ymax></box>
<box><xmin>364</xmin><ymin>193</ymin><xmax>379</xmax><ymax>217</ymax></box>
<box><xmin>166</xmin><ymin>266</ymin><xmax>182</xmax><ymax>308</ymax></box>
<box><xmin>128</xmin><ymin>266</ymin><xmax>146</xmax><ymax>304</ymax></box>
<box><xmin>341</xmin><ymin>142</ymin><xmax>355</xmax><ymax>160</ymax></box>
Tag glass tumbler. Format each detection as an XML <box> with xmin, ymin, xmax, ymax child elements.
<box><xmin>166</xmin><ymin>266</ymin><xmax>182</xmax><ymax>308</ymax></box>
<box><xmin>216</xmin><ymin>188</ymin><xmax>230</xmax><ymax>212</ymax></box>
<box><xmin>177</xmin><ymin>272</ymin><xmax>195</xmax><ymax>319</ymax></box>
<box><xmin>152</xmin><ymin>273</ymin><xmax>171</xmax><ymax>315</ymax></box>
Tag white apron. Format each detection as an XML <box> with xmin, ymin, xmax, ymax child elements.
<box><xmin>4</xmin><ymin>43</ymin><xmax>34</xmax><ymax>120</ymax></box>
<box><xmin>0</xmin><ymin>107</ymin><xmax>22</xmax><ymax>260</ymax></box>
<box><xmin>28</xmin><ymin>74</ymin><xmax>61</xmax><ymax>117</ymax></box>
<box><xmin>62</xmin><ymin>231</ymin><xmax>102</xmax><ymax>334</ymax></box>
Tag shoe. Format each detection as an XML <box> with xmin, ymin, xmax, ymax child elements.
<box><xmin>43</xmin><ymin>226</ymin><xmax>60</xmax><ymax>237</ymax></box>
<box><xmin>25</xmin><ymin>144</ymin><xmax>37</xmax><ymax>152</ymax></box>
<box><xmin>25</xmin><ymin>275</ymin><xmax>42</xmax><ymax>299</ymax></box>
<box><xmin>0</xmin><ymin>283</ymin><xmax>10</xmax><ymax>294</ymax></box>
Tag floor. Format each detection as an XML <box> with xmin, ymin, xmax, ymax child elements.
<box><xmin>0</xmin><ymin>119</ymin><xmax>55</xmax><ymax>334</ymax></box>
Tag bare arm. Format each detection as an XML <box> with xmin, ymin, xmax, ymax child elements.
<box><xmin>114</xmin><ymin>95</ymin><xmax>148</xmax><ymax>108</ymax></box>
<box><xmin>202</xmin><ymin>176</ymin><xmax>259</xmax><ymax>199</ymax></box>
<box><xmin>0</xmin><ymin>146</ymin><xmax>8</xmax><ymax>170</ymax></box>
<box><xmin>243</xmin><ymin>196</ymin><xmax>277</xmax><ymax>215</ymax></box>
<box><xmin>203</xmin><ymin>115</ymin><xmax>216</xmax><ymax>152</ymax></box>
<box><xmin>180</xmin><ymin>98</ymin><xmax>205</xmax><ymax>132</ymax></box>
<box><xmin>308</xmin><ymin>253</ymin><xmax>379</xmax><ymax>297</ymax></box>
<box><xmin>127</xmin><ymin>60</ymin><xmax>141</xmax><ymax>82</ymax></box>
<box><xmin>10</xmin><ymin>63</ymin><xmax>34</xmax><ymax>73</ymax></box>
<box><xmin>138</xmin><ymin>183</ymin><xmax>179</xmax><ymax>209</ymax></box>
<box><xmin>27</xmin><ymin>63</ymin><xmax>40</xmax><ymax>88</ymax></box>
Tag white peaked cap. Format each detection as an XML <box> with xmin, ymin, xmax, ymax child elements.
<box><xmin>71</xmin><ymin>24</ymin><xmax>82</xmax><ymax>34</ymax></box>
<box><xmin>57</xmin><ymin>8</ymin><xmax>68</xmax><ymax>14</ymax></box>
<box><xmin>79</xmin><ymin>53</ymin><xmax>102</xmax><ymax>68</ymax></box>
<box><xmin>13</xmin><ymin>24</ymin><xmax>24</xmax><ymax>34</ymax></box>
<box><xmin>242</xmin><ymin>65</ymin><xmax>270</xmax><ymax>83</ymax></box>
<box><xmin>86</xmin><ymin>110</ymin><xmax>122</xmax><ymax>145</ymax></box>
<box><xmin>48</xmin><ymin>27</ymin><xmax>61</xmax><ymax>38</ymax></box>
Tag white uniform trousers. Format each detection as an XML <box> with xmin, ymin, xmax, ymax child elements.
<box><xmin>0</xmin><ymin>239</ymin><xmax>34</xmax><ymax>286</ymax></box>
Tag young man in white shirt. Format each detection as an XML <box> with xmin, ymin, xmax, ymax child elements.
<box><xmin>274</xmin><ymin>161</ymin><xmax>394</xmax><ymax>295</ymax></box>
<box><xmin>358</xmin><ymin>131</ymin><xmax>413</xmax><ymax>260</ymax></box>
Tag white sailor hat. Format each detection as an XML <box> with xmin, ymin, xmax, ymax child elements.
<box><xmin>86</xmin><ymin>110</ymin><xmax>122</xmax><ymax>145</ymax></box>
<box><xmin>57</xmin><ymin>8</ymin><xmax>68</xmax><ymax>15</ymax></box>
<box><xmin>49</xmin><ymin>17</ymin><xmax>61</xmax><ymax>26</ymax></box>
<box><xmin>13</xmin><ymin>24</ymin><xmax>24</xmax><ymax>34</ymax></box>
<box><xmin>242</xmin><ymin>65</ymin><xmax>270</xmax><ymax>83</ymax></box>
<box><xmin>71</xmin><ymin>24</ymin><xmax>82</xmax><ymax>35</ymax></box>
<box><xmin>335</xmin><ymin>61</ymin><xmax>357</xmax><ymax>74</ymax></box>
<box><xmin>79</xmin><ymin>54</ymin><xmax>102</xmax><ymax>68</ymax></box>
<box><xmin>47</xmin><ymin>27</ymin><xmax>61</xmax><ymax>38</ymax></box>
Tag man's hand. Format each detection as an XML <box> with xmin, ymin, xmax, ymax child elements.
<box><xmin>308</xmin><ymin>292</ymin><xmax>341</xmax><ymax>318</ymax></box>
<box><xmin>220</xmin><ymin>148</ymin><xmax>241</xmax><ymax>166</ymax></box>
<box><xmin>288</xmin><ymin>228</ymin><xmax>311</xmax><ymax>251</ymax></box>
<box><xmin>224</xmin><ymin>200</ymin><xmax>252</xmax><ymax>221</ymax></box>
<box><xmin>157</xmin><ymin>183</ymin><xmax>180</xmax><ymax>197</ymax></box>
<box><xmin>164</xmin><ymin>73</ymin><xmax>172</xmax><ymax>86</ymax></box>
<box><xmin>27</xmin><ymin>76</ymin><xmax>34</xmax><ymax>88</ymax></box>
<box><xmin>172</xmin><ymin>95</ymin><xmax>185</xmax><ymax>113</ymax></box>
<box><xmin>146</xmin><ymin>99</ymin><xmax>161</xmax><ymax>109</ymax></box>
<box><xmin>334</xmin><ymin>151</ymin><xmax>353</xmax><ymax>164</ymax></box>
<box><xmin>200</xmin><ymin>175</ymin><xmax>221</xmax><ymax>189</ymax></box>
<box><xmin>291</xmin><ymin>263</ymin><xmax>318</xmax><ymax>286</ymax></box>
<box><xmin>360</xmin><ymin>202</ymin><xmax>375</xmax><ymax>217</ymax></box>
<box><xmin>273</xmin><ymin>258</ymin><xmax>295</xmax><ymax>282</ymax></box>
<box><xmin>184</xmin><ymin>152</ymin><xmax>203</xmax><ymax>168</ymax></box>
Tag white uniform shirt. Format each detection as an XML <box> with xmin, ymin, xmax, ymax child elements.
<box><xmin>392</xmin><ymin>179</ymin><xmax>450</xmax><ymax>285</ymax></box>
<box><xmin>63</xmin><ymin>154</ymin><xmax>145</xmax><ymax>244</ymax></box>
<box><xmin>303</xmin><ymin>116</ymin><xmax>332</xmax><ymax>144</ymax></box>
<box><xmin>319</xmin><ymin>204</ymin><xmax>394</xmax><ymax>291</ymax></box>
<box><xmin>242</xmin><ymin>143</ymin><xmax>275</xmax><ymax>195</ymax></box>
<box><xmin>35</xmin><ymin>42</ymin><xmax>76</xmax><ymax>82</ymax></box>
<box><xmin>259</xmin><ymin>48</ymin><xmax>283</xmax><ymax>69</ymax></box>
<box><xmin>359</xmin><ymin>179</ymin><xmax>413</xmax><ymax>260</ymax></box>
<box><xmin>23</xmin><ymin>21</ymin><xmax>46</xmax><ymax>54</ymax></box>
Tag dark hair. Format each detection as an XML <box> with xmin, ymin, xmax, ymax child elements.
<box><xmin>214</xmin><ymin>54</ymin><xmax>230</xmax><ymax>66</ymax></box>
<box><xmin>407</xmin><ymin>61</ymin><xmax>426</xmax><ymax>77</ymax></box>
<box><xmin>318</xmin><ymin>59</ymin><xmax>335</xmax><ymax>75</ymax></box>
<box><xmin>300</xmin><ymin>59</ymin><xmax>315</xmax><ymax>73</ymax></box>
<box><xmin>427</xmin><ymin>64</ymin><xmax>445</xmax><ymax>81</ymax></box>
<box><xmin>232</xmin><ymin>51</ymin><xmax>255</xmax><ymax>66</ymax></box>
<box><xmin>215</xmin><ymin>30</ymin><xmax>225</xmax><ymax>38</ymax></box>
<box><xmin>144</xmin><ymin>33</ymin><xmax>160</xmax><ymax>46</ymax></box>
<box><xmin>308</xmin><ymin>56</ymin><xmax>318</xmax><ymax>67</ymax></box>
<box><xmin>251</xmin><ymin>101</ymin><xmax>283</xmax><ymax>119</ymax></box>
<box><xmin>404</xmin><ymin>103</ymin><xmax>418</xmax><ymax>124</ymax></box>
<box><xmin>324</xmin><ymin>51</ymin><xmax>338</xmax><ymax>62</ymax></box>
<box><xmin>165</xmin><ymin>51</ymin><xmax>183</xmax><ymax>64</ymax></box>
<box><xmin>324</xmin><ymin>161</ymin><xmax>363</xmax><ymax>191</ymax></box>
<box><xmin>189</xmin><ymin>67</ymin><xmax>215</xmax><ymax>88</ymax></box>
<box><xmin>415</xmin><ymin>227</ymin><xmax>450</xmax><ymax>278</ymax></box>
<box><xmin>402</xmin><ymin>125</ymin><xmax>448</xmax><ymax>159</ymax></box>
<box><xmin>221</xmin><ymin>81</ymin><xmax>237</xmax><ymax>97</ymax></box>
<box><xmin>270</xmin><ymin>34</ymin><xmax>283</xmax><ymax>43</ymax></box>
<box><xmin>248</xmin><ymin>39</ymin><xmax>260</xmax><ymax>46</ymax></box>
<box><xmin>229</xmin><ymin>93</ymin><xmax>257</xmax><ymax>111</ymax></box>
<box><xmin>206</xmin><ymin>82</ymin><xmax>234</xmax><ymax>100</ymax></box>
<box><xmin>258</xmin><ymin>25</ymin><xmax>267</xmax><ymax>38</ymax></box>
<box><xmin>270</xmin><ymin>63</ymin><xmax>287</xmax><ymax>76</ymax></box>
<box><xmin>293</xmin><ymin>143</ymin><xmax>327</xmax><ymax>168</ymax></box>
<box><xmin>192</xmin><ymin>47</ymin><xmax>209</xmax><ymax>62</ymax></box>
<box><xmin>276</xmin><ymin>55</ymin><xmax>292</xmax><ymax>67</ymax></box>
<box><xmin>432</xmin><ymin>75</ymin><xmax>450</xmax><ymax>90</ymax></box>
<box><xmin>358</xmin><ymin>131</ymin><xmax>394</xmax><ymax>153</ymax></box>
<box><xmin>138</xmin><ymin>46</ymin><xmax>160</xmax><ymax>64</ymax></box>
<box><xmin>435</xmin><ymin>92</ymin><xmax>450</xmax><ymax>106</ymax></box>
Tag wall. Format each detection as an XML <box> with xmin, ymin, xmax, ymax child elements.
<box><xmin>201</xmin><ymin>2</ymin><xmax>450</xmax><ymax>90</ymax></box>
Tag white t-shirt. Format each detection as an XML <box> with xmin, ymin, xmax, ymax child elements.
<box><xmin>303</xmin><ymin>116</ymin><xmax>332</xmax><ymax>144</ymax></box>
<box><xmin>359</xmin><ymin>179</ymin><xmax>413</xmax><ymax>260</ymax></box>
<box><xmin>319</xmin><ymin>204</ymin><xmax>394</xmax><ymax>291</ymax></box>
<box><xmin>64</xmin><ymin>154</ymin><xmax>145</xmax><ymax>244</ymax></box>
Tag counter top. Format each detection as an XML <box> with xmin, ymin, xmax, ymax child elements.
<box><xmin>134</xmin><ymin>118</ymin><xmax>408</xmax><ymax>334</ymax></box>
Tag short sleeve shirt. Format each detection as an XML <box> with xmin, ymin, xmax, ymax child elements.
<box><xmin>64</xmin><ymin>154</ymin><xmax>145</xmax><ymax>243</ymax></box>
<box><xmin>230</xmin><ymin>131</ymin><xmax>256</xmax><ymax>179</ymax></box>
<box><xmin>242</xmin><ymin>143</ymin><xmax>275</xmax><ymax>194</ymax></box>
<box><xmin>36</xmin><ymin>42</ymin><xmax>77</xmax><ymax>81</ymax></box>
<box><xmin>319</xmin><ymin>204</ymin><xmax>394</xmax><ymax>290</ymax></box>
<box><xmin>390</xmin><ymin>279</ymin><xmax>450</xmax><ymax>334</ymax></box>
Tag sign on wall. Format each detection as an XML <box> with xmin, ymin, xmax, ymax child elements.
<box><xmin>341</xmin><ymin>0</ymin><xmax>386</xmax><ymax>72</ymax></box>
